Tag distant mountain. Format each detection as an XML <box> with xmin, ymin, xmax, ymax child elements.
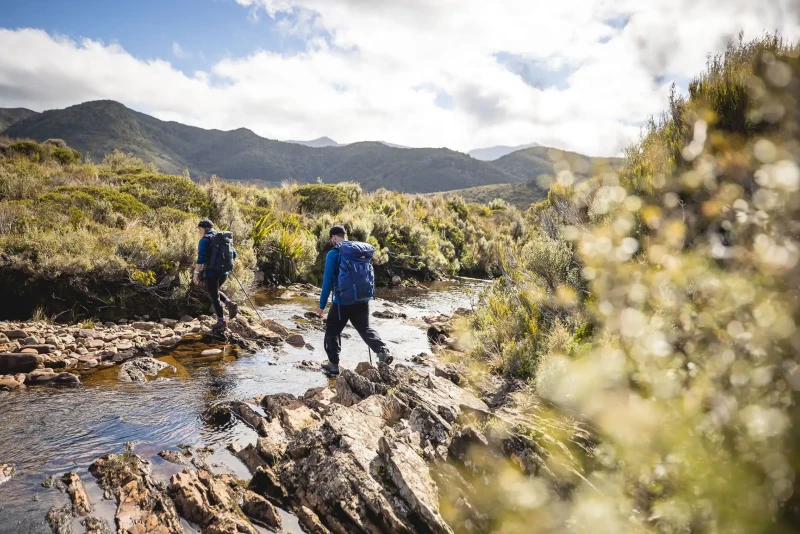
<box><xmin>285</xmin><ymin>136</ymin><xmax>341</xmax><ymax>148</ymax></box>
<box><xmin>2</xmin><ymin>101</ymin><xmax>517</xmax><ymax>193</ymax></box>
<box><xmin>0</xmin><ymin>108</ymin><xmax>39</xmax><ymax>132</ymax></box>
<box><xmin>469</xmin><ymin>143</ymin><xmax>539</xmax><ymax>161</ymax></box>
<box><xmin>491</xmin><ymin>146</ymin><xmax>623</xmax><ymax>182</ymax></box>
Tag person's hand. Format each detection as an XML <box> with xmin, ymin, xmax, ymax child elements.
<box><xmin>193</xmin><ymin>273</ymin><xmax>200</xmax><ymax>286</ymax></box>
<box><xmin>317</xmin><ymin>308</ymin><xmax>325</xmax><ymax>319</ymax></box>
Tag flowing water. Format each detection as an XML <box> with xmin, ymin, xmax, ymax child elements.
<box><xmin>0</xmin><ymin>281</ymin><xmax>482</xmax><ymax>533</ymax></box>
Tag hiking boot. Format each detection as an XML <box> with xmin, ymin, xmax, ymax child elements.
<box><xmin>212</xmin><ymin>317</ymin><xmax>227</xmax><ymax>331</ymax></box>
<box><xmin>321</xmin><ymin>361</ymin><xmax>340</xmax><ymax>375</ymax></box>
<box><xmin>225</xmin><ymin>300</ymin><xmax>239</xmax><ymax>319</ymax></box>
<box><xmin>377</xmin><ymin>349</ymin><xmax>393</xmax><ymax>365</ymax></box>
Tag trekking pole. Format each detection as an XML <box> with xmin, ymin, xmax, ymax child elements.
<box><xmin>230</xmin><ymin>271</ymin><xmax>266</xmax><ymax>324</ymax></box>
<box><xmin>368</xmin><ymin>347</ymin><xmax>373</xmax><ymax>365</ymax></box>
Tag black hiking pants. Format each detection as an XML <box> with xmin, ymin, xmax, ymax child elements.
<box><xmin>324</xmin><ymin>302</ymin><xmax>386</xmax><ymax>365</ymax></box>
<box><xmin>205</xmin><ymin>274</ymin><xmax>229</xmax><ymax>318</ymax></box>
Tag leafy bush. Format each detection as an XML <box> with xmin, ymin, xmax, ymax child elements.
<box><xmin>295</xmin><ymin>184</ymin><xmax>350</xmax><ymax>214</ymax></box>
<box><xmin>52</xmin><ymin>147</ymin><xmax>82</xmax><ymax>165</ymax></box>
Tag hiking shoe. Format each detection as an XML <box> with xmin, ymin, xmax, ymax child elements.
<box><xmin>321</xmin><ymin>362</ymin><xmax>340</xmax><ymax>375</ymax></box>
<box><xmin>212</xmin><ymin>317</ymin><xmax>227</xmax><ymax>330</ymax></box>
<box><xmin>377</xmin><ymin>350</ymin><xmax>393</xmax><ymax>365</ymax></box>
<box><xmin>225</xmin><ymin>300</ymin><xmax>239</xmax><ymax>319</ymax></box>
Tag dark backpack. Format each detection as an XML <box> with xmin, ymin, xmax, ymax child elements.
<box><xmin>206</xmin><ymin>231</ymin><xmax>235</xmax><ymax>273</ymax></box>
<box><xmin>335</xmin><ymin>241</ymin><xmax>375</xmax><ymax>305</ymax></box>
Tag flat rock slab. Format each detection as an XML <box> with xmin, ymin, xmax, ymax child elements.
<box><xmin>0</xmin><ymin>353</ymin><xmax>43</xmax><ymax>374</ymax></box>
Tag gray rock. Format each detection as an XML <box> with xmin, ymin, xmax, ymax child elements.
<box><xmin>379</xmin><ymin>436</ymin><xmax>453</xmax><ymax>533</ymax></box>
<box><xmin>53</xmin><ymin>373</ymin><xmax>80</xmax><ymax>386</ymax></box>
<box><xmin>130</xmin><ymin>322</ymin><xmax>156</xmax><ymax>331</ymax></box>
<box><xmin>230</xmin><ymin>402</ymin><xmax>269</xmax><ymax>435</ymax></box>
<box><xmin>200</xmin><ymin>348</ymin><xmax>222</xmax><ymax>357</ymax></box>
<box><xmin>118</xmin><ymin>358</ymin><xmax>176</xmax><ymax>383</ymax></box>
<box><xmin>242</xmin><ymin>490</ymin><xmax>283</xmax><ymax>531</ymax></box>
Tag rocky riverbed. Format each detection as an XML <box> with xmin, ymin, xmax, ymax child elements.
<box><xmin>2</xmin><ymin>281</ymin><xmax>577</xmax><ymax>534</ymax></box>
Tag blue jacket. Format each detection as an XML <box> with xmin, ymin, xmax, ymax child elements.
<box><xmin>197</xmin><ymin>230</ymin><xmax>236</xmax><ymax>277</ymax></box>
<box><xmin>319</xmin><ymin>247</ymin><xmax>340</xmax><ymax>309</ymax></box>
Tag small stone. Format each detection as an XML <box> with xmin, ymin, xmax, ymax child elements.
<box><xmin>200</xmin><ymin>349</ymin><xmax>222</xmax><ymax>357</ymax></box>
<box><xmin>391</xmin><ymin>275</ymin><xmax>402</xmax><ymax>286</ymax></box>
<box><xmin>23</xmin><ymin>336</ymin><xmax>40</xmax><ymax>346</ymax></box>
<box><xmin>180</xmin><ymin>315</ymin><xmax>194</xmax><ymax>323</ymax></box>
<box><xmin>131</xmin><ymin>322</ymin><xmax>155</xmax><ymax>331</ymax></box>
<box><xmin>286</xmin><ymin>333</ymin><xmax>305</xmax><ymax>346</ymax></box>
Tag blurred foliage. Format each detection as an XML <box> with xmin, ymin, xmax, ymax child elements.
<box><xmin>456</xmin><ymin>33</ymin><xmax>800</xmax><ymax>533</ymax></box>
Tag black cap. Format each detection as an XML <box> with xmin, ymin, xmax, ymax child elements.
<box><xmin>329</xmin><ymin>225</ymin><xmax>346</xmax><ymax>238</ymax></box>
<box><xmin>197</xmin><ymin>219</ymin><xmax>213</xmax><ymax>229</ymax></box>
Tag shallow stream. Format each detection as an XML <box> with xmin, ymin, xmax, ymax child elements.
<box><xmin>0</xmin><ymin>281</ymin><xmax>481</xmax><ymax>533</ymax></box>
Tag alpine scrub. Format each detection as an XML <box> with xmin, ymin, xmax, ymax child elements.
<box><xmin>0</xmin><ymin>139</ymin><xmax>521</xmax><ymax>320</ymax></box>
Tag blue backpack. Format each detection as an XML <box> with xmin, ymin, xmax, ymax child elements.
<box><xmin>335</xmin><ymin>241</ymin><xmax>376</xmax><ymax>305</ymax></box>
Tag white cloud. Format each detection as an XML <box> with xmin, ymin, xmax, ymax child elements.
<box><xmin>172</xmin><ymin>41</ymin><xmax>191</xmax><ymax>59</ymax></box>
<box><xmin>1</xmin><ymin>0</ymin><xmax>798</xmax><ymax>157</ymax></box>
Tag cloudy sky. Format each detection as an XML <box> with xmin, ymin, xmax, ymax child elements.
<box><xmin>1</xmin><ymin>0</ymin><xmax>798</xmax><ymax>156</ymax></box>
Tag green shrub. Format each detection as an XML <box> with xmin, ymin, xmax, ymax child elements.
<box><xmin>295</xmin><ymin>184</ymin><xmax>350</xmax><ymax>214</ymax></box>
<box><xmin>8</xmin><ymin>140</ymin><xmax>46</xmax><ymax>162</ymax></box>
<box><xmin>52</xmin><ymin>147</ymin><xmax>82</xmax><ymax>165</ymax></box>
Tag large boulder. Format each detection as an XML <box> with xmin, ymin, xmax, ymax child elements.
<box><xmin>0</xmin><ymin>353</ymin><xmax>42</xmax><ymax>374</ymax></box>
<box><xmin>118</xmin><ymin>357</ymin><xmax>176</xmax><ymax>383</ymax></box>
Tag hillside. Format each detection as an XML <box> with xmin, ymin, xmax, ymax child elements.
<box><xmin>2</xmin><ymin>100</ymin><xmax>520</xmax><ymax>193</ymax></box>
<box><xmin>0</xmin><ymin>107</ymin><xmax>38</xmax><ymax>131</ymax></box>
<box><xmin>445</xmin><ymin>180</ymin><xmax>549</xmax><ymax>209</ymax></box>
<box><xmin>492</xmin><ymin>146</ymin><xmax>623</xmax><ymax>181</ymax></box>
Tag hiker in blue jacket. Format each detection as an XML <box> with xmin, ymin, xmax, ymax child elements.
<box><xmin>193</xmin><ymin>219</ymin><xmax>239</xmax><ymax>328</ymax></box>
<box><xmin>317</xmin><ymin>225</ymin><xmax>391</xmax><ymax>375</ymax></box>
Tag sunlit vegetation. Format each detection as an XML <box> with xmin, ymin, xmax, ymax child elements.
<box><xmin>453</xmin><ymin>34</ymin><xmax>800</xmax><ymax>532</ymax></box>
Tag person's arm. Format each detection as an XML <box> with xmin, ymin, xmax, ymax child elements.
<box><xmin>193</xmin><ymin>238</ymin><xmax>207</xmax><ymax>285</ymax></box>
<box><xmin>318</xmin><ymin>249</ymin><xmax>337</xmax><ymax>315</ymax></box>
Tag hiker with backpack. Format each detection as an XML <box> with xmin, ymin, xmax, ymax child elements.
<box><xmin>193</xmin><ymin>219</ymin><xmax>239</xmax><ymax>329</ymax></box>
<box><xmin>317</xmin><ymin>225</ymin><xmax>392</xmax><ymax>375</ymax></box>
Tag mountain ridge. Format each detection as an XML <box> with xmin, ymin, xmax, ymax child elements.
<box><xmin>1</xmin><ymin>100</ymin><xmax>621</xmax><ymax>194</ymax></box>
